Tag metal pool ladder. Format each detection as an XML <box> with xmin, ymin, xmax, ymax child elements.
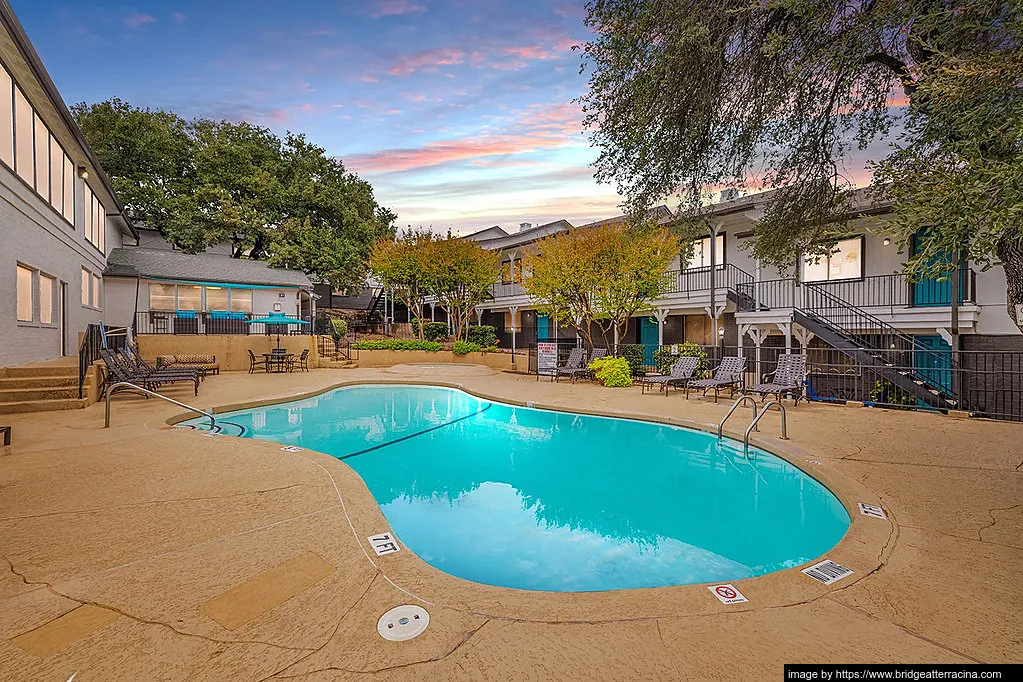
<box><xmin>743</xmin><ymin>400</ymin><xmax>788</xmax><ymax>456</ymax></box>
<box><xmin>718</xmin><ymin>395</ymin><xmax>759</xmax><ymax>441</ymax></box>
<box><xmin>104</xmin><ymin>381</ymin><xmax>216</xmax><ymax>431</ymax></box>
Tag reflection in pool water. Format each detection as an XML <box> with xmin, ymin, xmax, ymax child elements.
<box><xmin>192</xmin><ymin>385</ymin><xmax>850</xmax><ymax>591</ymax></box>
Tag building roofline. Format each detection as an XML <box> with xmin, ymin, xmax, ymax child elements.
<box><xmin>0</xmin><ymin>1</ymin><xmax>138</xmax><ymax>240</ymax></box>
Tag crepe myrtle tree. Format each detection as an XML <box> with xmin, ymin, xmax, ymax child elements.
<box><xmin>369</xmin><ymin>231</ymin><xmax>436</xmax><ymax>340</ymax></box>
<box><xmin>580</xmin><ymin>0</ymin><xmax>1023</xmax><ymax>331</ymax></box>
<box><xmin>424</xmin><ymin>237</ymin><xmax>502</xmax><ymax>341</ymax></box>
<box><xmin>522</xmin><ymin>223</ymin><xmax>680</xmax><ymax>348</ymax></box>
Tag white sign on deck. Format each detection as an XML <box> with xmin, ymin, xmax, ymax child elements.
<box><xmin>858</xmin><ymin>502</ymin><xmax>887</xmax><ymax>519</ymax></box>
<box><xmin>708</xmin><ymin>584</ymin><xmax>748</xmax><ymax>604</ymax></box>
<box><xmin>368</xmin><ymin>533</ymin><xmax>401</xmax><ymax>556</ymax></box>
<box><xmin>280</xmin><ymin>445</ymin><xmax>304</xmax><ymax>452</ymax></box>
<box><xmin>802</xmin><ymin>559</ymin><xmax>854</xmax><ymax>585</ymax></box>
<box><xmin>537</xmin><ymin>342</ymin><xmax>558</xmax><ymax>376</ymax></box>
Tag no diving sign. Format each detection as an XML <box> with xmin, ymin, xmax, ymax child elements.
<box><xmin>708</xmin><ymin>584</ymin><xmax>748</xmax><ymax>605</ymax></box>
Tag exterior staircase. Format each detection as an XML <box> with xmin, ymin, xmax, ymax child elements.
<box><xmin>0</xmin><ymin>359</ymin><xmax>87</xmax><ymax>414</ymax></box>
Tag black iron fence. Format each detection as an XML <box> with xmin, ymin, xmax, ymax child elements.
<box><xmin>134</xmin><ymin>311</ymin><xmax>313</xmax><ymax>336</ymax></box>
<box><xmin>316</xmin><ymin>335</ymin><xmax>357</xmax><ymax>362</ymax></box>
<box><xmin>662</xmin><ymin>264</ymin><xmax>753</xmax><ymax>297</ymax></box>
<box><xmin>78</xmin><ymin>323</ymin><xmax>128</xmax><ymax>399</ymax></box>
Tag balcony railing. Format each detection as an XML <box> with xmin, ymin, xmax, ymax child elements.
<box><xmin>134</xmin><ymin>311</ymin><xmax>313</xmax><ymax>335</ymax></box>
<box><xmin>491</xmin><ymin>281</ymin><xmax>525</xmax><ymax>298</ymax></box>
<box><xmin>661</xmin><ymin>264</ymin><xmax>754</xmax><ymax>297</ymax></box>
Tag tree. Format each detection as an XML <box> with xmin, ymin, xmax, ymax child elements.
<box><xmin>579</xmin><ymin>0</ymin><xmax>1023</xmax><ymax>331</ymax></box>
<box><xmin>522</xmin><ymin>224</ymin><xmax>680</xmax><ymax>347</ymax></box>
<box><xmin>369</xmin><ymin>231</ymin><xmax>436</xmax><ymax>340</ymax></box>
<box><xmin>423</xmin><ymin>238</ymin><xmax>501</xmax><ymax>341</ymax></box>
<box><xmin>73</xmin><ymin>100</ymin><xmax>396</xmax><ymax>291</ymax></box>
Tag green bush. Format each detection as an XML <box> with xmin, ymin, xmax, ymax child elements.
<box><xmin>452</xmin><ymin>340</ymin><xmax>482</xmax><ymax>355</ymax></box>
<box><xmin>466</xmin><ymin>325</ymin><xmax>497</xmax><ymax>347</ymax></box>
<box><xmin>589</xmin><ymin>356</ymin><xmax>633</xmax><ymax>387</ymax></box>
<box><xmin>483</xmin><ymin>345</ymin><xmax>498</xmax><ymax>353</ymax></box>
<box><xmin>618</xmin><ymin>344</ymin><xmax>647</xmax><ymax>377</ymax></box>
<box><xmin>352</xmin><ymin>339</ymin><xmax>442</xmax><ymax>351</ymax></box>
<box><xmin>654</xmin><ymin>342</ymin><xmax>708</xmax><ymax>375</ymax></box>
<box><xmin>410</xmin><ymin>319</ymin><xmax>449</xmax><ymax>341</ymax></box>
<box><xmin>330</xmin><ymin>317</ymin><xmax>349</xmax><ymax>338</ymax></box>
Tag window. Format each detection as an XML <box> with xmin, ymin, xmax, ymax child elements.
<box><xmin>802</xmin><ymin>237</ymin><xmax>863</xmax><ymax>282</ymax></box>
<box><xmin>149</xmin><ymin>283</ymin><xmax>176</xmax><ymax>310</ymax></box>
<box><xmin>229</xmin><ymin>289</ymin><xmax>253</xmax><ymax>313</ymax></box>
<box><xmin>49</xmin><ymin>138</ymin><xmax>64</xmax><ymax>213</ymax></box>
<box><xmin>34</xmin><ymin>115</ymin><xmax>49</xmax><ymax>197</ymax></box>
<box><xmin>17</xmin><ymin>265</ymin><xmax>33</xmax><ymax>322</ymax></box>
<box><xmin>81</xmin><ymin>268</ymin><xmax>91</xmax><ymax>306</ymax></box>
<box><xmin>84</xmin><ymin>186</ymin><xmax>106</xmax><ymax>252</ymax></box>
<box><xmin>62</xmin><ymin>156</ymin><xmax>74</xmax><ymax>221</ymax></box>
<box><xmin>205</xmin><ymin>287</ymin><xmax>229</xmax><ymax>311</ymax></box>
<box><xmin>39</xmin><ymin>274</ymin><xmax>53</xmax><ymax>324</ymax></box>
<box><xmin>176</xmin><ymin>285</ymin><xmax>202</xmax><ymax>311</ymax></box>
<box><xmin>0</xmin><ymin>66</ymin><xmax>12</xmax><ymax>167</ymax></box>
<box><xmin>687</xmin><ymin>235</ymin><xmax>725</xmax><ymax>269</ymax></box>
<box><xmin>501</xmin><ymin>260</ymin><xmax>522</xmax><ymax>284</ymax></box>
<box><xmin>13</xmin><ymin>86</ymin><xmax>32</xmax><ymax>183</ymax></box>
<box><xmin>91</xmin><ymin>274</ymin><xmax>101</xmax><ymax>308</ymax></box>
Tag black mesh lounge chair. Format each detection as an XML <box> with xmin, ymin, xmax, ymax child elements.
<box><xmin>639</xmin><ymin>356</ymin><xmax>700</xmax><ymax>396</ymax></box>
<box><xmin>119</xmin><ymin>348</ymin><xmax>201</xmax><ymax>383</ymax></box>
<box><xmin>749</xmin><ymin>353</ymin><xmax>807</xmax><ymax>405</ymax></box>
<box><xmin>686</xmin><ymin>356</ymin><xmax>746</xmax><ymax>402</ymax></box>
<box><xmin>559</xmin><ymin>347</ymin><xmax>607</xmax><ymax>383</ymax></box>
<box><xmin>248</xmin><ymin>349</ymin><xmax>269</xmax><ymax>374</ymax></box>
<box><xmin>99</xmin><ymin>349</ymin><xmax>199</xmax><ymax>396</ymax></box>
<box><xmin>552</xmin><ymin>347</ymin><xmax>587</xmax><ymax>383</ymax></box>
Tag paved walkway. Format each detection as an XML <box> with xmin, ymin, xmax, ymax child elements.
<box><xmin>0</xmin><ymin>367</ymin><xmax>1020</xmax><ymax>680</ymax></box>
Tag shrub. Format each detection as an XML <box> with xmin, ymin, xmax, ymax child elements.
<box><xmin>483</xmin><ymin>345</ymin><xmax>498</xmax><ymax>353</ymax></box>
<box><xmin>466</xmin><ymin>325</ymin><xmax>497</xmax><ymax>347</ymax></box>
<box><xmin>423</xmin><ymin>322</ymin><xmax>449</xmax><ymax>342</ymax></box>
<box><xmin>654</xmin><ymin>342</ymin><xmax>708</xmax><ymax>375</ymax></box>
<box><xmin>452</xmin><ymin>340</ymin><xmax>482</xmax><ymax>355</ymax></box>
<box><xmin>589</xmin><ymin>356</ymin><xmax>633</xmax><ymax>387</ymax></box>
<box><xmin>330</xmin><ymin>317</ymin><xmax>349</xmax><ymax>338</ymax></box>
<box><xmin>618</xmin><ymin>344</ymin><xmax>647</xmax><ymax>377</ymax></box>
<box><xmin>352</xmin><ymin>339</ymin><xmax>442</xmax><ymax>351</ymax></box>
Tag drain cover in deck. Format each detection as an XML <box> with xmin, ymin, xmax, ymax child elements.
<box><xmin>377</xmin><ymin>605</ymin><xmax>429</xmax><ymax>641</ymax></box>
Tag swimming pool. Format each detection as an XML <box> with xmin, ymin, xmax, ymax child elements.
<box><xmin>187</xmin><ymin>384</ymin><xmax>849</xmax><ymax>592</ymax></box>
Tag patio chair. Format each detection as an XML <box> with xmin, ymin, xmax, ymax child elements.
<box><xmin>289</xmin><ymin>349</ymin><xmax>310</xmax><ymax>373</ymax></box>
<box><xmin>119</xmin><ymin>348</ymin><xmax>201</xmax><ymax>385</ymax></box>
<box><xmin>248</xmin><ymin>349</ymin><xmax>269</xmax><ymax>374</ymax></box>
<box><xmin>558</xmin><ymin>347</ymin><xmax>607</xmax><ymax>383</ymax></box>
<box><xmin>639</xmin><ymin>356</ymin><xmax>700</xmax><ymax>396</ymax></box>
<box><xmin>552</xmin><ymin>347</ymin><xmax>587</xmax><ymax>383</ymax></box>
<box><xmin>749</xmin><ymin>353</ymin><xmax>807</xmax><ymax>405</ymax></box>
<box><xmin>99</xmin><ymin>349</ymin><xmax>199</xmax><ymax>396</ymax></box>
<box><xmin>686</xmin><ymin>356</ymin><xmax>746</xmax><ymax>403</ymax></box>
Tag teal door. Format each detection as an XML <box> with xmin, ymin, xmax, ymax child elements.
<box><xmin>639</xmin><ymin>316</ymin><xmax>659</xmax><ymax>368</ymax></box>
<box><xmin>537</xmin><ymin>314</ymin><xmax>549</xmax><ymax>340</ymax></box>
<box><xmin>911</xmin><ymin>233</ymin><xmax>956</xmax><ymax>307</ymax></box>
<box><xmin>914</xmin><ymin>335</ymin><xmax>952</xmax><ymax>393</ymax></box>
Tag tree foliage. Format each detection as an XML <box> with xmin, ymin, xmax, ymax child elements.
<box><xmin>73</xmin><ymin>98</ymin><xmax>395</xmax><ymax>292</ymax></box>
<box><xmin>423</xmin><ymin>238</ymin><xmax>501</xmax><ymax>341</ymax></box>
<box><xmin>522</xmin><ymin>224</ymin><xmax>680</xmax><ymax>347</ymax></box>
<box><xmin>369</xmin><ymin>231</ymin><xmax>436</xmax><ymax>340</ymax></box>
<box><xmin>580</xmin><ymin>0</ymin><xmax>1023</xmax><ymax>330</ymax></box>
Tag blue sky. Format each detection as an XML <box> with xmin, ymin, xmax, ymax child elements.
<box><xmin>13</xmin><ymin>1</ymin><xmax>886</xmax><ymax>234</ymax></box>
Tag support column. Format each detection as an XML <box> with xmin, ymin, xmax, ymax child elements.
<box><xmin>746</xmin><ymin>326</ymin><xmax>770</xmax><ymax>381</ymax></box>
<box><xmin>654</xmin><ymin>308</ymin><xmax>670</xmax><ymax>346</ymax></box>
<box><xmin>776</xmin><ymin>322</ymin><xmax>792</xmax><ymax>354</ymax></box>
<box><xmin>709</xmin><ymin>223</ymin><xmax>720</xmax><ymax>340</ymax></box>
<box><xmin>509</xmin><ymin>306</ymin><xmax>519</xmax><ymax>364</ymax></box>
<box><xmin>475</xmin><ymin>307</ymin><xmax>484</xmax><ymax>325</ymax></box>
<box><xmin>792</xmin><ymin>326</ymin><xmax>815</xmax><ymax>352</ymax></box>
<box><xmin>430</xmin><ymin>303</ymin><xmax>435</xmax><ymax>322</ymax></box>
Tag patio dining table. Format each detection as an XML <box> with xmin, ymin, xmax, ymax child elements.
<box><xmin>263</xmin><ymin>353</ymin><xmax>294</xmax><ymax>373</ymax></box>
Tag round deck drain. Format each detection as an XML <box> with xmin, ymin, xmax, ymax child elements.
<box><xmin>377</xmin><ymin>605</ymin><xmax>429</xmax><ymax>641</ymax></box>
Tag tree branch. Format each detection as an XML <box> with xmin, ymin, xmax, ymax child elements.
<box><xmin>863</xmin><ymin>52</ymin><xmax>917</xmax><ymax>96</ymax></box>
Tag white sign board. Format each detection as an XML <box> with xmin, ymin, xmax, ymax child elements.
<box><xmin>368</xmin><ymin>533</ymin><xmax>401</xmax><ymax>556</ymax></box>
<box><xmin>280</xmin><ymin>445</ymin><xmax>304</xmax><ymax>452</ymax></box>
<box><xmin>858</xmin><ymin>502</ymin><xmax>887</xmax><ymax>519</ymax></box>
<box><xmin>802</xmin><ymin>559</ymin><xmax>853</xmax><ymax>585</ymax></box>
<box><xmin>537</xmin><ymin>342</ymin><xmax>558</xmax><ymax>376</ymax></box>
<box><xmin>708</xmin><ymin>584</ymin><xmax>748</xmax><ymax>604</ymax></box>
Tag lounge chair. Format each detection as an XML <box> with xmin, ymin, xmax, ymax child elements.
<box><xmin>686</xmin><ymin>356</ymin><xmax>746</xmax><ymax>402</ymax></box>
<box><xmin>552</xmin><ymin>347</ymin><xmax>587</xmax><ymax>383</ymax></box>
<box><xmin>248</xmin><ymin>349</ymin><xmax>269</xmax><ymax>374</ymax></box>
<box><xmin>99</xmin><ymin>349</ymin><xmax>199</xmax><ymax>396</ymax></box>
<box><xmin>120</xmin><ymin>349</ymin><xmax>201</xmax><ymax>386</ymax></box>
<box><xmin>559</xmin><ymin>347</ymin><xmax>607</xmax><ymax>383</ymax></box>
<box><xmin>749</xmin><ymin>353</ymin><xmax>807</xmax><ymax>405</ymax></box>
<box><xmin>639</xmin><ymin>356</ymin><xmax>700</xmax><ymax>396</ymax></box>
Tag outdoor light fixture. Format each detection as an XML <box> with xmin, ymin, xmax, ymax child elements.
<box><xmin>883</xmin><ymin>237</ymin><xmax>891</xmax><ymax>246</ymax></box>
<box><xmin>78</xmin><ymin>165</ymin><xmax>89</xmax><ymax>180</ymax></box>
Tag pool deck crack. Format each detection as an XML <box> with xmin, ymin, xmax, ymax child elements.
<box><xmin>976</xmin><ymin>503</ymin><xmax>1022</xmax><ymax>543</ymax></box>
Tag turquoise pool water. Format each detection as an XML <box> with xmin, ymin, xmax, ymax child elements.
<box><xmin>187</xmin><ymin>385</ymin><xmax>849</xmax><ymax>592</ymax></box>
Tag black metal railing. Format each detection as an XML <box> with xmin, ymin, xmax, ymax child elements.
<box><xmin>316</xmin><ymin>334</ymin><xmax>356</xmax><ymax>362</ymax></box>
<box><xmin>78</xmin><ymin>323</ymin><xmax>128</xmax><ymax>399</ymax></box>
<box><xmin>661</xmin><ymin>264</ymin><xmax>754</xmax><ymax>297</ymax></box>
<box><xmin>133</xmin><ymin>311</ymin><xmax>313</xmax><ymax>336</ymax></box>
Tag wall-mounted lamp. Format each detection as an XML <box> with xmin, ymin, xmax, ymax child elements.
<box><xmin>77</xmin><ymin>165</ymin><xmax>89</xmax><ymax>180</ymax></box>
<box><xmin>882</xmin><ymin>237</ymin><xmax>891</xmax><ymax>246</ymax></box>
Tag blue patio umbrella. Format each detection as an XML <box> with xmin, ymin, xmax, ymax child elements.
<box><xmin>244</xmin><ymin>313</ymin><xmax>310</xmax><ymax>349</ymax></box>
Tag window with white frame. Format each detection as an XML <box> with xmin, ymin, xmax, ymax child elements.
<box><xmin>81</xmin><ymin>268</ymin><xmax>90</xmax><ymax>306</ymax></box>
<box><xmin>687</xmin><ymin>234</ymin><xmax>725</xmax><ymax>269</ymax></box>
<box><xmin>17</xmin><ymin>265</ymin><xmax>33</xmax><ymax>322</ymax></box>
<box><xmin>39</xmin><ymin>274</ymin><xmax>53</xmax><ymax>324</ymax></box>
<box><xmin>91</xmin><ymin>274</ymin><xmax>101</xmax><ymax>308</ymax></box>
<box><xmin>802</xmin><ymin>237</ymin><xmax>864</xmax><ymax>282</ymax></box>
<box><xmin>84</xmin><ymin>185</ymin><xmax>106</xmax><ymax>252</ymax></box>
<box><xmin>1</xmin><ymin>63</ymin><xmax>76</xmax><ymax>225</ymax></box>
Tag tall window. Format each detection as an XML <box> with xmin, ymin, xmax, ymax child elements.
<box><xmin>91</xmin><ymin>274</ymin><xmax>101</xmax><ymax>308</ymax></box>
<box><xmin>229</xmin><ymin>289</ymin><xmax>253</xmax><ymax>313</ymax></box>
<box><xmin>39</xmin><ymin>274</ymin><xmax>53</xmax><ymax>324</ymax></box>
<box><xmin>687</xmin><ymin>235</ymin><xmax>725</xmax><ymax>269</ymax></box>
<box><xmin>176</xmin><ymin>285</ymin><xmax>202</xmax><ymax>311</ymax></box>
<box><xmin>13</xmin><ymin>86</ymin><xmax>32</xmax><ymax>183</ymax></box>
<box><xmin>34</xmin><ymin>115</ymin><xmax>49</xmax><ymax>196</ymax></box>
<box><xmin>802</xmin><ymin>237</ymin><xmax>864</xmax><ymax>282</ymax></box>
<box><xmin>81</xmin><ymin>268</ymin><xmax>91</xmax><ymax>306</ymax></box>
<box><xmin>149</xmin><ymin>283</ymin><xmax>176</xmax><ymax>310</ymax></box>
<box><xmin>0</xmin><ymin>67</ymin><xmax>12</xmax><ymax>167</ymax></box>
<box><xmin>17</xmin><ymin>265</ymin><xmax>33</xmax><ymax>322</ymax></box>
<box><xmin>84</xmin><ymin>186</ymin><xmax>106</xmax><ymax>252</ymax></box>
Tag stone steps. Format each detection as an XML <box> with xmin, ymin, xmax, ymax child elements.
<box><xmin>0</xmin><ymin>375</ymin><xmax>78</xmax><ymax>389</ymax></box>
<box><xmin>0</xmin><ymin>360</ymin><xmax>83</xmax><ymax>413</ymax></box>
<box><xmin>0</xmin><ymin>387</ymin><xmax>80</xmax><ymax>402</ymax></box>
<box><xmin>0</xmin><ymin>398</ymin><xmax>87</xmax><ymax>415</ymax></box>
<box><xmin>0</xmin><ymin>364</ymin><xmax>78</xmax><ymax>378</ymax></box>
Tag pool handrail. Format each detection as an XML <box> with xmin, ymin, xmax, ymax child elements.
<box><xmin>718</xmin><ymin>395</ymin><xmax>759</xmax><ymax>440</ymax></box>
<box><xmin>104</xmin><ymin>381</ymin><xmax>215</xmax><ymax>431</ymax></box>
<box><xmin>743</xmin><ymin>399</ymin><xmax>788</xmax><ymax>456</ymax></box>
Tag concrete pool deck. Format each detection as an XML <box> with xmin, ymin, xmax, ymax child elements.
<box><xmin>0</xmin><ymin>366</ymin><xmax>1020</xmax><ymax>680</ymax></box>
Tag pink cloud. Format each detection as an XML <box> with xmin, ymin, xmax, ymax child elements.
<box><xmin>368</xmin><ymin>1</ymin><xmax>426</xmax><ymax>18</ymax></box>
<box><xmin>124</xmin><ymin>12</ymin><xmax>156</xmax><ymax>29</ymax></box>
<box><xmin>172</xmin><ymin>12</ymin><xmax>187</xmax><ymax>23</ymax></box>
<box><xmin>387</xmin><ymin>48</ymin><xmax>465</xmax><ymax>76</ymax></box>
<box><xmin>359</xmin><ymin>75</ymin><xmax>380</xmax><ymax>83</ymax></box>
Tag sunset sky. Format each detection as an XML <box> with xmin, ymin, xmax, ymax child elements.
<box><xmin>13</xmin><ymin>1</ymin><xmax>889</xmax><ymax>234</ymax></box>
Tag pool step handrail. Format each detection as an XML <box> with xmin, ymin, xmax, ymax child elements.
<box><xmin>718</xmin><ymin>395</ymin><xmax>759</xmax><ymax>440</ymax></box>
<box><xmin>743</xmin><ymin>400</ymin><xmax>788</xmax><ymax>456</ymax></box>
<box><xmin>104</xmin><ymin>381</ymin><xmax>216</xmax><ymax>431</ymax></box>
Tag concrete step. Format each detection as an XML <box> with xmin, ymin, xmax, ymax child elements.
<box><xmin>0</xmin><ymin>364</ymin><xmax>78</xmax><ymax>378</ymax></box>
<box><xmin>320</xmin><ymin>361</ymin><xmax>358</xmax><ymax>369</ymax></box>
<box><xmin>0</xmin><ymin>387</ymin><xmax>80</xmax><ymax>402</ymax></box>
<box><xmin>0</xmin><ymin>375</ymin><xmax>78</xmax><ymax>389</ymax></box>
<box><xmin>0</xmin><ymin>398</ymin><xmax>87</xmax><ymax>414</ymax></box>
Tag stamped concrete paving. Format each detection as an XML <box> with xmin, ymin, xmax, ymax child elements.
<box><xmin>0</xmin><ymin>365</ymin><xmax>1020</xmax><ymax>680</ymax></box>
